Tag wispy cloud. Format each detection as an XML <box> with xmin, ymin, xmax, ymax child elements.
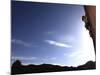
<box><xmin>57</xmin><ymin>35</ymin><xmax>75</xmax><ymax>43</ymax></box>
<box><xmin>45</xmin><ymin>40</ymin><xmax>72</xmax><ymax>48</ymax></box>
<box><xmin>11</xmin><ymin>39</ymin><xmax>33</xmax><ymax>47</ymax></box>
<box><xmin>41</xmin><ymin>57</ymin><xmax>57</xmax><ymax>61</ymax></box>
<box><xmin>12</xmin><ymin>56</ymin><xmax>57</xmax><ymax>64</ymax></box>
<box><xmin>11</xmin><ymin>56</ymin><xmax>37</xmax><ymax>60</ymax></box>
<box><xmin>50</xmin><ymin>57</ymin><xmax>57</xmax><ymax>60</ymax></box>
<box><xmin>45</xmin><ymin>31</ymin><xmax>55</xmax><ymax>34</ymax></box>
<box><xmin>68</xmin><ymin>51</ymin><xmax>81</xmax><ymax>58</ymax></box>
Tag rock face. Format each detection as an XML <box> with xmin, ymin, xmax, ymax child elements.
<box><xmin>83</xmin><ymin>6</ymin><xmax>96</xmax><ymax>54</ymax></box>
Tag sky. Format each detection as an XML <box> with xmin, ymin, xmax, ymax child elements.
<box><xmin>11</xmin><ymin>1</ymin><xmax>95</xmax><ymax>67</ymax></box>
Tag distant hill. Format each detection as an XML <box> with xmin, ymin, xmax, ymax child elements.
<box><xmin>11</xmin><ymin>60</ymin><xmax>96</xmax><ymax>75</ymax></box>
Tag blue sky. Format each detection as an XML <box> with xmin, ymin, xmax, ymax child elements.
<box><xmin>11</xmin><ymin>1</ymin><xmax>95</xmax><ymax>66</ymax></box>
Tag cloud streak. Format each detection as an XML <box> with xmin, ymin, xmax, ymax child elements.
<box><xmin>12</xmin><ymin>56</ymin><xmax>57</xmax><ymax>64</ymax></box>
<box><xmin>45</xmin><ymin>40</ymin><xmax>72</xmax><ymax>48</ymax></box>
<box><xmin>12</xmin><ymin>56</ymin><xmax>37</xmax><ymax>60</ymax></box>
<box><xmin>42</xmin><ymin>57</ymin><xmax>57</xmax><ymax>61</ymax></box>
<box><xmin>11</xmin><ymin>39</ymin><xmax>33</xmax><ymax>47</ymax></box>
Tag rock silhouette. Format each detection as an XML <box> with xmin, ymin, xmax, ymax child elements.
<box><xmin>11</xmin><ymin>60</ymin><xmax>96</xmax><ymax>75</ymax></box>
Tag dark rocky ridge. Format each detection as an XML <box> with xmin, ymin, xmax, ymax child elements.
<box><xmin>11</xmin><ymin>60</ymin><xmax>96</xmax><ymax>75</ymax></box>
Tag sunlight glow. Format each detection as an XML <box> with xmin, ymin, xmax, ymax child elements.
<box><xmin>81</xmin><ymin>26</ymin><xmax>95</xmax><ymax>61</ymax></box>
<box><xmin>70</xmin><ymin>26</ymin><xmax>95</xmax><ymax>66</ymax></box>
<box><xmin>65</xmin><ymin>23</ymin><xmax>95</xmax><ymax>66</ymax></box>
